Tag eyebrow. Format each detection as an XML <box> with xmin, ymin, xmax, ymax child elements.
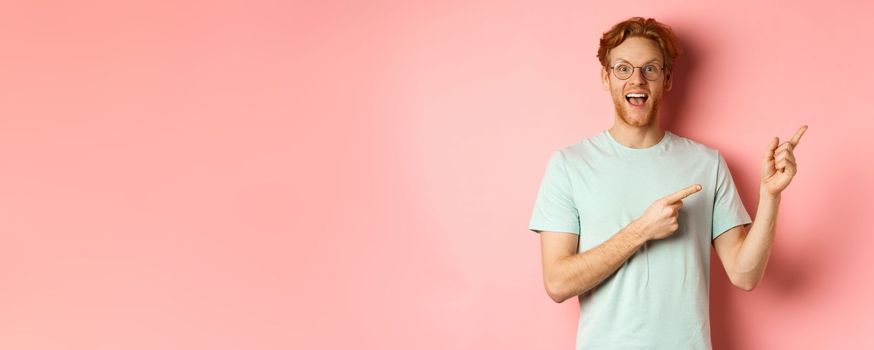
<box><xmin>614</xmin><ymin>58</ymin><xmax>663</xmax><ymax>65</ymax></box>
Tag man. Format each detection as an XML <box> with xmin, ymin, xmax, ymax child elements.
<box><xmin>528</xmin><ymin>17</ymin><xmax>806</xmax><ymax>349</ymax></box>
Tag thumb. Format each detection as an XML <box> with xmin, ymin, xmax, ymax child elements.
<box><xmin>764</xmin><ymin>136</ymin><xmax>779</xmax><ymax>159</ymax></box>
<box><xmin>762</xmin><ymin>136</ymin><xmax>778</xmax><ymax>176</ymax></box>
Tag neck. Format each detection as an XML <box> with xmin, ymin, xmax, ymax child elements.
<box><xmin>608</xmin><ymin>123</ymin><xmax>665</xmax><ymax>149</ymax></box>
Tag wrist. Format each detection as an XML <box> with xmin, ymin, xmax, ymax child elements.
<box><xmin>626</xmin><ymin>220</ymin><xmax>649</xmax><ymax>246</ymax></box>
<box><xmin>759</xmin><ymin>183</ymin><xmax>782</xmax><ymax>202</ymax></box>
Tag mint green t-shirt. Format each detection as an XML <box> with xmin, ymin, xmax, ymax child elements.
<box><xmin>528</xmin><ymin>129</ymin><xmax>752</xmax><ymax>350</ymax></box>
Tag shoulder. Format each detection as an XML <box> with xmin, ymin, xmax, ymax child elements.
<box><xmin>552</xmin><ymin>130</ymin><xmax>609</xmax><ymax>162</ymax></box>
<box><xmin>667</xmin><ymin>130</ymin><xmax>721</xmax><ymax>163</ymax></box>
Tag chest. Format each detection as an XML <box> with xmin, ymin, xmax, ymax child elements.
<box><xmin>564</xmin><ymin>155</ymin><xmax>716</xmax><ymax>248</ymax></box>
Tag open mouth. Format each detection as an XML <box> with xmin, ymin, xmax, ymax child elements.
<box><xmin>625</xmin><ymin>92</ymin><xmax>648</xmax><ymax>107</ymax></box>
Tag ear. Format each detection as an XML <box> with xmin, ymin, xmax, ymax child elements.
<box><xmin>664</xmin><ymin>71</ymin><xmax>673</xmax><ymax>91</ymax></box>
<box><xmin>601</xmin><ymin>67</ymin><xmax>610</xmax><ymax>91</ymax></box>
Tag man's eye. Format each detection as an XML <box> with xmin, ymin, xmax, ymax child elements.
<box><xmin>644</xmin><ymin>65</ymin><xmax>657</xmax><ymax>72</ymax></box>
<box><xmin>618</xmin><ymin>65</ymin><xmax>632</xmax><ymax>73</ymax></box>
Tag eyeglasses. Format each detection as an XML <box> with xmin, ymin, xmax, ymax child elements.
<box><xmin>609</xmin><ymin>63</ymin><xmax>665</xmax><ymax>81</ymax></box>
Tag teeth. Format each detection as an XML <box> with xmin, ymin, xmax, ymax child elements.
<box><xmin>626</xmin><ymin>93</ymin><xmax>647</xmax><ymax>98</ymax></box>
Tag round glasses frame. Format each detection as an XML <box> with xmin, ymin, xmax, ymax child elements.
<box><xmin>609</xmin><ymin>63</ymin><xmax>665</xmax><ymax>81</ymax></box>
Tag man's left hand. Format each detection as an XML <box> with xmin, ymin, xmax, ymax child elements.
<box><xmin>761</xmin><ymin>125</ymin><xmax>808</xmax><ymax>196</ymax></box>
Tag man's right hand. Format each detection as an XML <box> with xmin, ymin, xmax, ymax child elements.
<box><xmin>632</xmin><ymin>184</ymin><xmax>702</xmax><ymax>241</ymax></box>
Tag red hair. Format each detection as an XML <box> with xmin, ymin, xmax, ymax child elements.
<box><xmin>597</xmin><ymin>17</ymin><xmax>682</xmax><ymax>73</ymax></box>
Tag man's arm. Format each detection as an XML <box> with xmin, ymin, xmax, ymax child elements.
<box><xmin>713</xmin><ymin>125</ymin><xmax>806</xmax><ymax>291</ymax></box>
<box><xmin>713</xmin><ymin>186</ymin><xmax>780</xmax><ymax>291</ymax></box>
<box><xmin>539</xmin><ymin>184</ymin><xmax>701</xmax><ymax>303</ymax></box>
<box><xmin>539</xmin><ymin>224</ymin><xmax>646</xmax><ymax>303</ymax></box>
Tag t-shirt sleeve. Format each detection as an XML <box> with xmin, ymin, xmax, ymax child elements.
<box><xmin>711</xmin><ymin>152</ymin><xmax>753</xmax><ymax>240</ymax></box>
<box><xmin>528</xmin><ymin>150</ymin><xmax>580</xmax><ymax>235</ymax></box>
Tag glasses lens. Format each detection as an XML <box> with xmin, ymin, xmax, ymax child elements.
<box><xmin>643</xmin><ymin>65</ymin><xmax>660</xmax><ymax>80</ymax></box>
<box><xmin>615</xmin><ymin>64</ymin><xmax>632</xmax><ymax>79</ymax></box>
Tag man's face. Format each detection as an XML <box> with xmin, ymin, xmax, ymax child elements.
<box><xmin>601</xmin><ymin>36</ymin><xmax>672</xmax><ymax>128</ymax></box>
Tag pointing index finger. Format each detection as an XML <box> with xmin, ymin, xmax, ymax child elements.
<box><xmin>789</xmin><ymin>125</ymin><xmax>808</xmax><ymax>148</ymax></box>
<box><xmin>665</xmin><ymin>184</ymin><xmax>702</xmax><ymax>203</ymax></box>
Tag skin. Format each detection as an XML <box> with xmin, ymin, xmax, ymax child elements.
<box><xmin>600</xmin><ymin>36</ymin><xmax>672</xmax><ymax>149</ymax></box>
<box><xmin>539</xmin><ymin>36</ymin><xmax>807</xmax><ymax>303</ymax></box>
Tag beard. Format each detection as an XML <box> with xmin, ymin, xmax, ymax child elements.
<box><xmin>612</xmin><ymin>93</ymin><xmax>661</xmax><ymax>127</ymax></box>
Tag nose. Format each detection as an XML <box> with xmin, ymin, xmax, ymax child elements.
<box><xmin>628</xmin><ymin>67</ymin><xmax>647</xmax><ymax>85</ymax></box>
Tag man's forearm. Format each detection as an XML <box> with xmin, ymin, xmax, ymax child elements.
<box><xmin>548</xmin><ymin>223</ymin><xmax>647</xmax><ymax>303</ymax></box>
<box><xmin>733</xmin><ymin>185</ymin><xmax>781</xmax><ymax>288</ymax></box>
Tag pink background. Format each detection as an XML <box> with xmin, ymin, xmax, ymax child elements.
<box><xmin>2</xmin><ymin>1</ymin><xmax>872</xmax><ymax>349</ymax></box>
